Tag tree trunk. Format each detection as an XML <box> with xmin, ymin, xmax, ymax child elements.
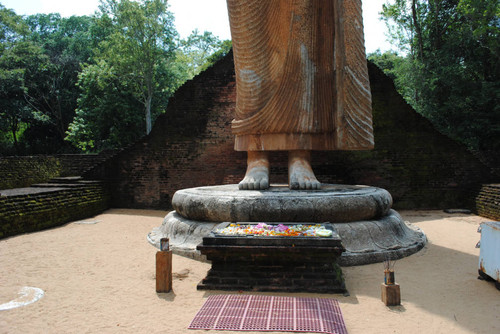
<box><xmin>145</xmin><ymin>94</ymin><xmax>152</xmax><ymax>135</ymax></box>
<box><xmin>11</xmin><ymin>119</ymin><xmax>19</xmax><ymax>153</ymax></box>
<box><xmin>412</xmin><ymin>0</ymin><xmax>424</xmax><ymax>60</ymax></box>
<box><xmin>428</xmin><ymin>0</ymin><xmax>442</xmax><ymax>50</ymax></box>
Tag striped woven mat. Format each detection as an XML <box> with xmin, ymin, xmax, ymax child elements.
<box><xmin>188</xmin><ymin>294</ymin><xmax>347</xmax><ymax>334</ymax></box>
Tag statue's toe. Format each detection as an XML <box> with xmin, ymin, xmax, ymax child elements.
<box><xmin>238</xmin><ymin>179</ymin><xmax>249</xmax><ymax>190</ymax></box>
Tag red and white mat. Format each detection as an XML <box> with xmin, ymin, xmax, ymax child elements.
<box><xmin>188</xmin><ymin>294</ymin><xmax>348</xmax><ymax>334</ymax></box>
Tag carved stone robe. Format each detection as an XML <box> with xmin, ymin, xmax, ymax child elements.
<box><xmin>227</xmin><ymin>0</ymin><xmax>374</xmax><ymax>151</ymax></box>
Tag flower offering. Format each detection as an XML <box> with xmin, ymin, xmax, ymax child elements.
<box><xmin>216</xmin><ymin>223</ymin><xmax>333</xmax><ymax>237</ymax></box>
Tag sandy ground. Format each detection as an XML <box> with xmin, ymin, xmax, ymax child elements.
<box><xmin>0</xmin><ymin>209</ymin><xmax>498</xmax><ymax>334</ymax></box>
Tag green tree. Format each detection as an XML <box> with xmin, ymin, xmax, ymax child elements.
<box><xmin>0</xmin><ymin>7</ymin><xmax>99</xmax><ymax>154</ymax></box>
<box><xmin>379</xmin><ymin>0</ymin><xmax>499</xmax><ymax>151</ymax></box>
<box><xmin>66</xmin><ymin>60</ymin><xmax>144</xmax><ymax>151</ymax></box>
<box><xmin>66</xmin><ymin>0</ymin><xmax>179</xmax><ymax>151</ymax></box>
<box><xmin>0</xmin><ymin>4</ymin><xmax>29</xmax><ymax>48</ymax></box>
<box><xmin>175</xmin><ymin>29</ymin><xmax>231</xmax><ymax>80</ymax></box>
<box><xmin>98</xmin><ymin>0</ymin><xmax>177</xmax><ymax>134</ymax></box>
<box><xmin>21</xmin><ymin>14</ymin><xmax>95</xmax><ymax>152</ymax></box>
<box><xmin>0</xmin><ymin>61</ymin><xmax>28</xmax><ymax>151</ymax></box>
<box><xmin>0</xmin><ymin>5</ymin><xmax>52</xmax><ymax>153</ymax></box>
<box><xmin>0</xmin><ymin>41</ymin><xmax>51</xmax><ymax>150</ymax></box>
<box><xmin>2</xmin><ymin>1</ymin><xmax>231</xmax><ymax>154</ymax></box>
<box><xmin>0</xmin><ymin>5</ymin><xmax>27</xmax><ymax>151</ymax></box>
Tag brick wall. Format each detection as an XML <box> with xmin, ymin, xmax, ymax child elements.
<box><xmin>476</xmin><ymin>184</ymin><xmax>500</xmax><ymax>221</ymax></box>
<box><xmin>85</xmin><ymin>51</ymin><xmax>496</xmax><ymax>211</ymax></box>
<box><xmin>0</xmin><ymin>181</ymin><xmax>110</xmax><ymax>239</ymax></box>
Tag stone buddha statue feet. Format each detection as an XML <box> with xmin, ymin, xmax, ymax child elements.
<box><xmin>288</xmin><ymin>150</ymin><xmax>321</xmax><ymax>190</ymax></box>
<box><xmin>239</xmin><ymin>150</ymin><xmax>320</xmax><ymax>191</ymax></box>
<box><xmin>238</xmin><ymin>151</ymin><xmax>270</xmax><ymax>190</ymax></box>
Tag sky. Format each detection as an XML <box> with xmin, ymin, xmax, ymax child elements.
<box><xmin>1</xmin><ymin>0</ymin><xmax>395</xmax><ymax>53</ymax></box>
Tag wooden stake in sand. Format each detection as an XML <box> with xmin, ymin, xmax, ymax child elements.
<box><xmin>156</xmin><ymin>238</ymin><xmax>172</xmax><ymax>293</ymax></box>
<box><xmin>381</xmin><ymin>283</ymin><xmax>401</xmax><ymax>306</ymax></box>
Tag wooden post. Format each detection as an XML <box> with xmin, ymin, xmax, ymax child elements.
<box><xmin>381</xmin><ymin>283</ymin><xmax>401</xmax><ymax>306</ymax></box>
<box><xmin>156</xmin><ymin>250</ymin><xmax>172</xmax><ymax>293</ymax></box>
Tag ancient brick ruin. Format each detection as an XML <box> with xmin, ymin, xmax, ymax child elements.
<box><xmin>84</xmin><ymin>51</ymin><xmax>496</xmax><ymax>212</ymax></box>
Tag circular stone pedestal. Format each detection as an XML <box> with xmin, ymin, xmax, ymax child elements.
<box><xmin>172</xmin><ymin>184</ymin><xmax>393</xmax><ymax>223</ymax></box>
<box><xmin>148</xmin><ymin>184</ymin><xmax>426</xmax><ymax>266</ymax></box>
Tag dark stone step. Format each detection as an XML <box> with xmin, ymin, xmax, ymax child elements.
<box><xmin>48</xmin><ymin>176</ymin><xmax>83</xmax><ymax>184</ymax></box>
<box><xmin>31</xmin><ymin>183</ymin><xmax>84</xmax><ymax>188</ymax></box>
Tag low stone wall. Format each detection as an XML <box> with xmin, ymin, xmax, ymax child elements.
<box><xmin>476</xmin><ymin>184</ymin><xmax>500</xmax><ymax>221</ymax></box>
<box><xmin>0</xmin><ymin>180</ymin><xmax>110</xmax><ymax>239</ymax></box>
<box><xmin>0</xmin><ymin>151</ymin><xmax>117</xmax><ymax>190</ymax></box>
<box><xmin>0</xmin><ymin>156</ymin><xmax>60</xmax><ymax>190</ymax></box>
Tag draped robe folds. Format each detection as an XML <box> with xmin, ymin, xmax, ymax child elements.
<box><xmin>227</xmin><ymin>0</ymin><xmax>374</xmax><ymax>151</ymax></box>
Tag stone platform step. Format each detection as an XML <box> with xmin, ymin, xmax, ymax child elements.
<box><xmin>48</xmin><ymin>176</ymin><xmax>84</xmax><ymax>184</ymax></box>
<box><xmin>148</xmin><ymin>184</ymin><xmax>427</xmax><ymax>266</ymax></box>
<box><xmin>31</xmin><ymin>183</ymin><xmax>84</xmax><ymax>188</ymax></box>
<box><xmin>172</xmin><ymin>184</ymin><xmax>393</xmax><ymax>223</ymax></box>
<box><xmin>31</xmin><ymin>179</ymin><xmax>102</xmax><ymax>189</ymax></box>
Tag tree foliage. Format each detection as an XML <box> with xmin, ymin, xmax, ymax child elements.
<box><xmin>374</xmin><ymin>0</ymin><xmax>499</xmax><ymax>151</ymax></box>
<box><xmin>66</xmin><ymin>0</ymin><xmax>231</xmax><ymax>152</ymax></box>
<box><xmin>66</xmin><ymin>60</ymin><xmax>145</xmax><ymax>151</ymax></box>
<box><xmin>0</xmin><ymin>6</ymin><xmax>96</xmax><ymax>154</ymax></box>
<box><xmin>0</xmin><ymin>1</ymin><xmax>231</xmax><ymax>154</ymax></box>
<box><xmin>24</xmin><ymin>14</ymin><xmax>95</xmax><ymax>151</ymax></box>
<box><xmin>175</xmin><ymin>29</ymin><xmax>232</xmax><ymax>81</ymax></box>
<box><xmin>0</xmin><ymin>40</ymin><xmax>50</xmax><ymax>150</ymax></box>
<box><xmin>66</xmin><ymin>0</ymin><xmax>178</xmax><ymax>151</ymax></box>
<box><xmin>100</xmin><ymin>0</ymin><xmax>177</xmax><ymax>134</ymax></box>
<box><xmin>0</xmin><ymin>4</ymin><xmax>51</xmax><ymax>153</ymax></box>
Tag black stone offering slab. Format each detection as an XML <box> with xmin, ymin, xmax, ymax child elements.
<box><xmin>197</xmin><ymin>223</ymin><xmax>346</xmax><ymax>293</ymax></box>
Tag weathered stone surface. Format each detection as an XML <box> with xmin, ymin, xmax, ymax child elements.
<box><xmin>148</xmin><ymin>209</ymin><xmax>426</xmax><ymax>266</ymax></box>
<box><xmin>332</xmin><ymin>210</ymin><xmax>427</xmax><ymax>266</ymax></box>
<box><xmin>172</xmin><ymin>184</ymin><xmax>392</xmax><ymax>223</ymax></box>
<box><xmin>147</xmin><ymin>211</ymin><xmax>219</xmax><ymax>260</ymax></box>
